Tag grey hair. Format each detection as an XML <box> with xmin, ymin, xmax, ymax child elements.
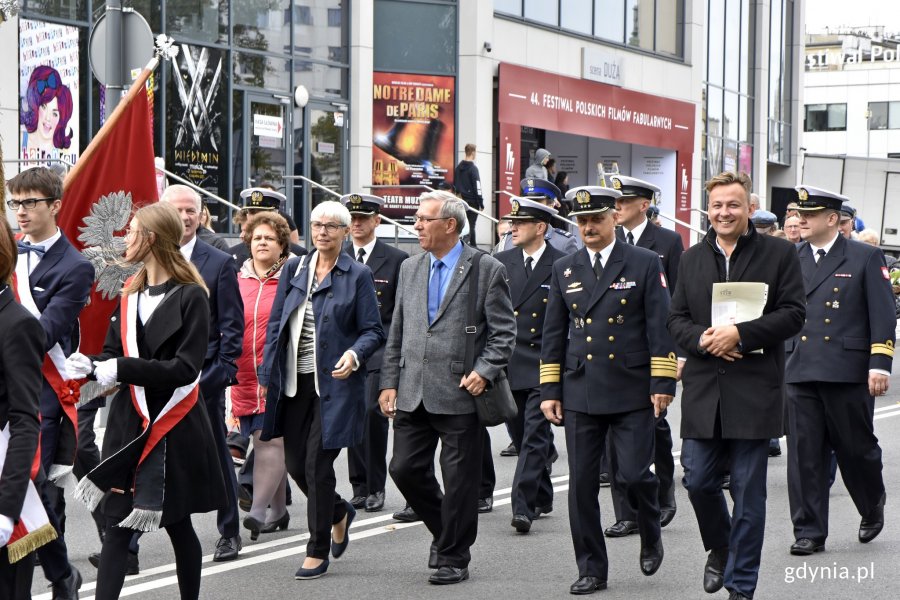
<box><xmin>310</xmin><ymin>200</ymin><xmax>351</xmax><ymax>227</ymax></box>
<box><xmin>419</xmin><ymin>190</ymin><xmax>466</xmax><ymax>234</ymax></box>
<box><xmin>161</xmin><ymin>184</ymin><xmax>202</xmax><ymax>211</ymax></box>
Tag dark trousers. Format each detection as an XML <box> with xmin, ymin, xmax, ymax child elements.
<box><xmin>565</xmin><ymin>408</ymin><xmax>660</xmax><ymax>579</ymax></box>
<box><xmin>95</xmin><ymin>516</ymin><xmax>200</xmax><ymax>600</ymax></box>
<box><xmin>75</xmin><ymin>400</ymin><xmax>106</xmax><ymax>539</ymax></box>
<box><xmin>35</xmin><ymin>477</ymin><xmax>71</xmax><ymax>586</ymax></box>
<box><xmin>202</xmin><ymin>386</ymin><xmax>240</xmax><ymax>539</ymax></box>
<box><xmin>0</xmin><ymin>548</ymin><xmax>35</xmax><ymax>600</ymax></box>
<box><xmin>609</xmin><ymin>411</ymin><xmax>676</xmax><ymax>521</ymax></box>
<box><xmin>282</xmin><ymin>375</ymin><xmax>348</xmax><ymax>559</ymax></box>
<box><xmin>347</xmin><ymin>369</ymin><xmax>389</xmax><ymax>496</ymax></box>
<box><xmin>786</xmin><ymin>382</ymin><xmax>885</xmax><ymax>542</ymax></box>
<box><xmin>465</xmin><ymin>208</ymin><xmax>479</xmax><ymax>247</ymax></box>
<box><xmin>510</xmin><ymin>388</ymin><xmax>554</xmax><ymax>517</ymax></box>
<box><xmin>480</xmin><ymin>427</ymin><xmax>495</xmax><ymax>498</ymax></box>
<box><xmin>681</xmin><ymin>437</ymin><xmax>768</xmax><ymax>598</ymax></box>
<box><xmin>390</xmin><ymin>405</ymin><xmax>483</xmax><ymax>568</ymax></box>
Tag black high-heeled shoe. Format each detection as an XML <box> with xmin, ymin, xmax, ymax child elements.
<box><xmin>260</xmin><ymin>512</ymin><xmax>290</xmax><ymax>534</ymax></box>
<box><xmin>243</xmin><ymin>516</ymin><xmax>264</xmax><ymax>541</ymax></box>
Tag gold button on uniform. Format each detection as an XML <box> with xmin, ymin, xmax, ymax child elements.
<box><xmin>377</xmin><ymin>291</ymin><xmax>382</xmax><ymax>296</ymax></box>
<box><xmin>620</xmin><ymin>299</ymin><xmax>627</xmax><ymax>305</ymax></box>
<box><xmin>572</xmin><ymin>303</ymin><xmax>578</xmax><ymax>309</ymax></box>
<box><xmin>608</xmin><ymin>354</ymin><xmax>615</xmax><ymax>360</ymax></box>
<box><xmin>608</xmin><ymin>318</ymin><xmax>614</xmax><ymax>324</ymax></box>
<box><xmin>532</xmin><ymin>312</ymin><xmax>538</xmax><ymax>318</ymax></box>
<box><xmin>833</xmin><ymin>288</ymin><xmax>839</xmax><ymax>293</ymax></box>
<box><xmin>826</xmin><ymin>302</ymin><xmax>831</xmax><ymax>307</ymax></box>
<box><xmin>824</xmin><ymin>336</ymin><xmax>830</xmax><ymax>341</ymax></box>
<box><xmin>586</xmin><ymin>336</ymin><xmax>592</xmax><ymax>342</ymax></box>
<box><xmin>801</xmin><ymin>336</ymin><xmax>807</xmax><ymax>341</ymax></box>
<box><xmin>825</xmin><ymin>318</ymin><xmax>831</xmax><ymax>324</ymax></box>
<box><xmin>514</xmin><ymin>311</ymin><xmax>519</xmax><ymax>316</ymax></box>
<box><xmin>543</xmin><ymin>298</ymin><xmax>547</xmax><ymax>303</ymax></box>
<box><xmin>530</xmin><ymin>328</ymin><xmax>536</xmax><ymax>333</ymax></box>
<box><xmin>587</xmin><ymin>354</ymin><xmax>593</xmax><ymax>361</ymax></box>
<box><xmin>608</xmin><ymin>336</ymin><xmax>615</xmax><ymax>342</ymax></box>
<box><xmin>586</xmin><ymin>318</ymin><xmax>592</xmax><ymax>324</ymax></box>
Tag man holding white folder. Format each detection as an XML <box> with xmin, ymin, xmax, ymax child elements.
<box><xmin>667</xmin><ymin>171</ymin><xmax>805</xmax><ymax>600</ymax></box>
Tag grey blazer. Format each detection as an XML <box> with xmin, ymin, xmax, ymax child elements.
<box><xmin>380</xmin><ymin>243</ymin><xmax>516</xmax><ymax>415</ymax></box>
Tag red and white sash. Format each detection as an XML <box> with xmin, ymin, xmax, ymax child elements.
<box><xmin>0</xmin><ymin>425</ymin><xmax>58</xmax><ymax>563</ymax></box>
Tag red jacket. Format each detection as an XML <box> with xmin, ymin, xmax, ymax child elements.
<box><xmin>232</xmin><ymin>258</ymin><xmax>286</xmax><ymax>416</ymax></box>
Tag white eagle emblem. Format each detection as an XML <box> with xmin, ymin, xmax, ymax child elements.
<box><xmin>78</xmin><ymin>190</ymin><xmax>141</xmax><ymax>299</ymax></box>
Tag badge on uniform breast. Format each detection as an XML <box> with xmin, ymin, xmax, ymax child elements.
<box><xmin>609</xmin><ymin>281</ymin><xmax>637</xmax><ymax>290</ymax></box>
<box><xmin>564</xmin><ymin>268</ymin><xmax>572</xmax><ymax>278</ymax></box>
<box><xmin>566</xmin><ymin>281</ymin><xmax>583</xmax><ymax>293</ymax></box>
<box><xmin>832</xmin><ymin>301</ymin><xmax>839</xmax><ymax>309</ymax></box>
<box><xmin>616</xmin><ymin>315</ymin><xmax>624</xmax><ymax>324</ymax></box>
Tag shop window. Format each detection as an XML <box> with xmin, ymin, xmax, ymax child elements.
<box><xmin>167</xmin><ymin>0</ymin><xmax>228</xmax><ymax>45</ymax></box>
<box><xmin>233</xmin><ymin>52</ymin><xmax>290</xmax><ymax>91</ymax></box>
<box><xmin>868</xmin><ymin>102</ymin><xmax>888</xmax><ymax>130</ymax></box>
<box><xmin>374</xmin><ymin>1</ymin><xmax>457</xmax><ymax>75</ymax></box>
<box><xmin>804</xmin><ymin>104</ymin><xmax>846</xmax><ymax>132</ymax></box>
<box><xmin>234</xmin><ymin>0</ymin><xmax>290</xmax><ymax>52</ymax></box>
<box><xmin>21</xmin><ymin>0</ymin><xmax>86</xmax><ymax>21</ymax></box>
<box><xmin>294</xmin><ymin>62</ymin><xmax>347</xmax><ymax>99</ymax></box>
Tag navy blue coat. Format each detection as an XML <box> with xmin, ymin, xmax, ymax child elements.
<box><xmin>190</xmin><ymin>238</ymin><xmax>244</xmax><ymax>400</ymax></box>
<box><xmin>258</xmin><ymin>252</ymin><xmax>385</xmax><ymax>448</ymax></box>
<box><xmin>785</xmin><ymin>234</ymin><xmax>896</xmax><ymax>383</ymax></box>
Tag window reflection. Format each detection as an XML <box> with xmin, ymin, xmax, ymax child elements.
<box><xmin>233</xmin><ymin>52</ymin><xmax>291</xmax><ymax>91</ymax></box>
<box><xmin>167</xmin><ymin>0</ymin><xmax>228</xmax><ymax>45</ymax></box>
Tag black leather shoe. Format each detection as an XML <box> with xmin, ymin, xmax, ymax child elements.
<box><xmin>478</xmin><ymin>497</ymin><xmax>493</xmax><ymax>513</ymax></box>
<box><xmin>660</xmin><ymin>504</ymin><xmax>677</xmax><ymax>528</ymax></box>
<box><xmin>393</xmin><ymin>504</ymin><xmax>421</xmax><ymax>522</ymax></box>
<box><xmin>51</xmin><ymin>566</ymin><xmax>81</xmax><ymax>600</ymax></box>
<box><xmin>768</xmin><ymin>438</ymin><xmax>782</xmax><ymax>457</ymax></box>
<box><xmin>790</xmin><ymin>538</ymin><xmax>825</xmax><ymax>555</ymax></box>
<box><xmin>703</xmin><ymin>547</ymin><xmax>728</xmax><ymax>593</ymax></box>
<box><xmin>598</xmin><ymin>472</ymin><xmax>611</xmax><ymax>487</ymax></box>
<box><xmin>238</xmin><ymin>484</ymin><xmax>253</xmax><ymax>512</ymax></box>
<box><xmin>260</xmin><ymin>511</ymin><xmax>290</xmax><ymax>534</ymax></box>
<box><xmin>349</xmin><ymin>494</ymin><xmax>367</xmax><ymax>509</ymax></box>
<box><xmin>88</xmin><ymin>551</ymin><xmax>139</xmax><ymax>575</ymax></box>
<box><xmin>569</xmin><ymin>576</ymin><xmax>607</xmax><ymax>595</ymax></box>
<box><xmin>243</xmin><ymin>515</ymin><xmax>263</xmax><ymax>541</ymax></box>
<box><xmin>534</xmin><ymin>504</ymin><xmax>553</xmax><ymax>518</ymax></box>
<box><xmin>331</xmin><ymin>501</ymin><xmax>356</xmax><ymax>559</ymax></box>
<box><xmin>428</xmin><ymin>566</ymin><xmax>469</xmax><ymax>585</ymax></box>
<box><xmin>604</xmin><ymin>520</ymin><xmax>638</xmax><ymax>537</ymax></box>
<box><xmin>640</xmin><ymin>538</ymin><xmax>664</xmax><ymax>576</ymax></box>
<box><xmin>213</xmin><ymin>535</ymin><xmax>242</xmax><ymax>562</ymax></box>
<box><xmin>511</xmin><ymin>514</ymin><xmax>532</xmax><ymax>533</ymax></box>
<box><xmin>365</xmin><ymin>491</ymin><xmax>385</xmax><ymax>512</ymax></box>
<box><xmin>500</xmin><ymin>442</ymin><xmax>518</xmax><ymax>457</ymax></box>
<box><xmin>859</xmin><ymin>492</ymin><xmax>886</xmax><ymax>543</ymax></box>
<box><xmin>429</xmin><ymin>542</ymin><xmax>439</xmax><ymax>569</ymax></box>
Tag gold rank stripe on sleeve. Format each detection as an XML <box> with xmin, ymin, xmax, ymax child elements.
<box><xmin>540</xmin><ymin>361</ymin><xmax>561</xmax><ymax>384</ymax></box>
<box><xmin>871</xmin><ymin>341</ymin><xmax>895</xmax><ymax>357</ymax></box>
<box><xmin>650</xmin><ymin>355</ymin><xmax>678</xmax><ymax>378</ymax></box>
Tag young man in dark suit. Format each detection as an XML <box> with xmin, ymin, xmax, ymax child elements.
<box><xmin>341</xmin><ymin>193</ymin><xmax>408</xmax><ymax>513</ymax></box>
<box><xmin>604</xmin><ymin>175</ymin><xmax>684</xmax><ymax>536</ymax></box>
<box><xmin>495</xmin><ymin>198</ymin><xmax>565</xmax><ymax>534</ymax></box>
<box><xmin>785</xmin><ymin>186</ymin><xmax>895</xmax><ymax>555</ymax></box>
<box><xmin>540</xmin><ymin>186</ymin><xmax>675</xmax><ymax>595</ymax></box>
<box><xmin>379</xmin><ymin>191</ymin><xmax>516</xmax><ymax>585</ymax></box>
<box><xmin>667</xmin><ymin>171</ymin><xmax>805</xmax><ymax>600</ymax></box>
<box><xmin>7</xmin><ymin>166</ymin><xmax>91</xmax><ymax>598</ymax></box>
<box><xmin>163</xmin><ymin>184</ymin><xmax>245</xmax><ymax>561</ymax></box>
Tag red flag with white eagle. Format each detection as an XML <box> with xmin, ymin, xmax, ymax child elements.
<box><xmin>60</xmin><ymin>65</ymin><xmax>159</xmax><ymax>356</ymax></box>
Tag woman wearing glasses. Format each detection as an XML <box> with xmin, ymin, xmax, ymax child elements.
<box><xmin>67</xmin><ymin>202</ymin><xmax>224</xmax><ymax>600</ymax></box>
<box><xmin>258</xmin><ymin>200</ymin><xmax>384</xmax><ymax>580</ymax></box>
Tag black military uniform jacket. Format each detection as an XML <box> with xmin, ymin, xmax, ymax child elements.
<box><xmin>616</xmin><ymin>220</ymin><xmax>684</xmax><ymax>292</ymax></box>
<box><xmin>785</xmin><ymin>234</ymin><xmax>896</xmax><ymax>383</ymax></box>
<box><xmin>540</xmin><ymin>242</ymin><xmax>677</xmax><ymax>414</ymax></box>
<box><xmin>342</xmin><ymin>239</ymin><xmax>408</xmax><ymax>371</ymax></box>
<box><xmin>495</xmin><ymin>243</ymin><xmax>566</xmax><ymax>390</ymax></box>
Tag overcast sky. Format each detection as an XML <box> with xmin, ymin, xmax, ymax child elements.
<box><xmin>804</xmin><ymin>0</ymin><xmax>900</xmax><ymax>33</ymax></box>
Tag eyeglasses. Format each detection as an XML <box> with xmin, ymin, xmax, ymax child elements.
<box><xmin>413</xmin><ymin>216</ymin><xmax>450</xmax><ymax>224</ymax></box>
<box><xmin>310</xmin><ymin>221</ymin><xmax>346</xmax><ymax>233</ymax></box>
<box><xmin>124</xmin><ymin>228</ymin><xmax>150</xmax><ymax>239</ymax></box>
<box><xmin>7</xmin><ymin>197</ymin><xmax>56</xmax><ymax>211</ymax></box>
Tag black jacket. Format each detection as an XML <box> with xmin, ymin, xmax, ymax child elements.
<box><xmin>667</xmin><ymin>227</ymin><xmax>805</xmax><ymax>439</ymax></box>
<box><xmin>454</xmin><ymin>160</ymin><xmax>483</xmax><ymax>208</ymax></box>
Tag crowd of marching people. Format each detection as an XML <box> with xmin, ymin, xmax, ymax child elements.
<box><xmin>1</xmin><ymin>160</ymin><xmax>895</xmax><ymax>600</ymax></box>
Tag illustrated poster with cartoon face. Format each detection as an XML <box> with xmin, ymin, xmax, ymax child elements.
<box><xmin>19</xmin><ymin>19</ymin><xmax>80</xmax><ymax>168</ymax></box>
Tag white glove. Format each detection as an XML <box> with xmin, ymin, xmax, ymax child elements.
<box><xmin>65</xmin><ymin>352</ymin><xmax>94</xmax><ymax>379</ymax></box>
<box><xmin>93</xmin><ymin>359</ymin><xmax>118</xmax><ymax>387</ymax></box>
<box><xmin>0</xmin><ymin>514</ymin><xmax>14</xmax><ymax>546</ymax></box>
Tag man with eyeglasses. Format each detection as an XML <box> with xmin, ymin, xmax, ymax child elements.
<box><xmin>6</xmin><ymin>166</ymin><xmax>93</xmax><ymax>599</ymax></box>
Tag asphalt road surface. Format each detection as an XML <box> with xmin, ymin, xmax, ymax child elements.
<box><xmin>32</xmin><ymin>375</ymin><xmax>900</xmax><ymax>600</ymax></box>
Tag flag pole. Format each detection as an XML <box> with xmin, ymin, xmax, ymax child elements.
<box><xmin>64</xmin><ymin>56</ymin><xmax>160</xmax><ymax>189</ymax></box>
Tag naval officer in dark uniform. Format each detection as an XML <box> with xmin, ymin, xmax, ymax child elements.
<box><xmin>785</xmin><ymin>186</ymin><xmax>895</xmax><ymax>555</ymax></box>
<box><xmin>603</xmin><ymin>175</ymin><xmax>683</xmax><ymax>537</ymax></box>
<box><xmin>494</xmin><ymin>198</ymin><xmax>566</xmax><ymax>534</ymax></box>
<box><xmin>341</xmin><ymin>193</ymin><xmax>409</xmax><ymax>513</ymax></box>
<box><xmin>540</xmin><ymin>186</ymin><xmax>675</xmax><ymax>595</ymax></box>
<box><xmin>495</xmin><ymin>178</ymin><xmax>579</xmax><ymax>255</ymax></box>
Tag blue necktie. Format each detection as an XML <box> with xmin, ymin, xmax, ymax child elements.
<box><xmin>17</xmin><ymin>241</ymin><xmax>46</xmax><ymax>257</ymax></box>
<box><xmin>428</xmin><ymin>260</ymin><xmax>444</xmax><ymax>325</ymax></box>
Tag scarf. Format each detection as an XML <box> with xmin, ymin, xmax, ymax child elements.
<box><xmin>11</xmin><ymin>251</ymin><xmax>81</xmax><ymax>489</ymax></box>
<box><xmin>0</xmin><ymin>425</ymin><xmax>58</xmax><ymax>563</ymax></box>
<box><xmin>73</xmin><ymin>285</ymin><xmax>199</xmax><ymax>531</ymax></box>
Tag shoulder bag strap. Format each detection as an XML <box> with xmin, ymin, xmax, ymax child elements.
<box><xmin>463</xmin><ymin>252</ymin><xmax>482</xmax><ymax>375</ymax></box>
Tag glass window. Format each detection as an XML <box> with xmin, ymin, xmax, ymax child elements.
<box><xmin>627</xmin><ymin>0</ymin><xmax>655</xmax><ymax>51</ymax></box>
<box><xmin>869</xmin><ymin>102</ymin><xmax>888</xmax><ymax>130</ymax></box>
<box><xmin>524</xmin><ymin>0</ymin><xmax>558</xmax><ymax>26</ymax></box>
<box><xmin>167</xmin><ymin>0</ymin><xmax>228</xmax><ymax>45</ymax></box>
<box><xmin>889</xmin><ymin>102</ymin><xmax>900</xmax><ymax>129</ymax></box>
<box><xmin>740</xmin><ymin>0</ymin><xmax>752</xmax><ymax>94</ymax></box>
<box><xmin>723</xmin><ymin>91</ymin><xmax>739</xmax><ymax>140</ymax></box>
<box><xmin>595</xmin><ymin>0</ymin><xmax>625</xmax><ymax>44</ymax></box>
<box><xmin>374</xmin><ymin>1</ymin><xmax>457</xmax><ymax>75</ymax></box>
<box><xmin>561</xmin><ymin>0</ymin><xmax>592</xmax><ymax>36</ymax></box>
<box><xmin>768</xmin><ymin>0</ymin><xmax>784</xmax><ymax>122</ymax></box>
<box><xmin>707</xmin><ymin>86</ymin><xmax>724</xmax><ymax>138</ymax></box>
<box><xmin>723</xmin><ymin>0</ymin><xmax>741</xmax><ymax>91</ymax></box>
<box><xmin>21</xmin><ymin>0</ymin><xmax>86</xmax><ymax>21</ymax></box>
<box><xmin>739</xmin><ymin>94</ymin><xmax>751</xmax><ymax>142</ymax></box>
<box><xmin>293</xmin><ymin>1</ymin><xmax>348</xmax><ymax>64</ymax></box>
<box><xmin>93</xmin><ymin>1</ymin><xmax>162</xmax><ymax>31</ymax></box>
<box><xmin>804</xmin><ymin>104</ymin><xmax>846</xmax><ymax>132</ymax></box>
<box><xmin>655</xmin><ymin>0</ymin><xmax>683</xmax><ymax>56</ymax></box>
<box><xmin>233</xmin><ymin>52</ymin><xmax>291</xmax><ymax>91</ymax></box>
<box><xmin>296</xmin><ymin>6</ymin><xmax>313</xmax><ymax>25</ymax></box>
<box><xmin>707</xmin><ymin>0</ymin><xmax>725</xmax><ymax>86</ymax></box>
<box><xmin>327</xmin><ymin>8</ymin><xmax>342</xmax><ymax>26</ymax></box>
<box><xmin>494</xmin><ymin>0</ymin><xmax>522</xmax><ymax>16</ymax></box>
<box><xmin>234</xmin><ymin>0</ymin><xmax>290</xmax><ymax>52</ymax></box>
<box><xmin>294</xmin><ymin>62</ymin><xmax>347</xmax><ymax>99</ymax></box>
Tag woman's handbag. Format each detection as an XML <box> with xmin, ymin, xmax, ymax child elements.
<box><xmin>463</xmin><ymin>253</ymin><xmax>518</xmax><ymax>427</ymax></box>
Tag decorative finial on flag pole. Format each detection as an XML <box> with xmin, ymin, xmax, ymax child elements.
<box><xmin>154</xmin><ymin>34</ymin><xmax>179</xmax><ymax>62</ymax></box>
<box><xmin>0</xmin><ymin>0</ymin><xmax>20</xmax><ymax>24</ymax></box>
